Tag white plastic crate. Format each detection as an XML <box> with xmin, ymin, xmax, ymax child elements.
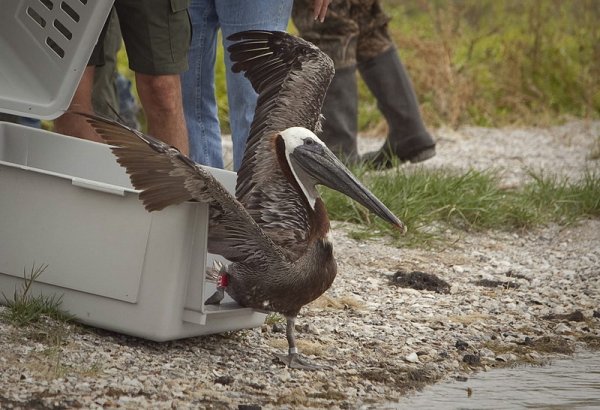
<box><xmin>0</xmin><ymin>1</ymin><xmax>266</xmax><ymax>340</ymax></box>
<box><xmin>0</xmin><ymin>0</ymin><xmax>113</xmax><ymax>119</ymax></box>
<box><xmin>0</xmin><ymin>123</ymin><xmax>266</xmax><ymax>341</ymax></box>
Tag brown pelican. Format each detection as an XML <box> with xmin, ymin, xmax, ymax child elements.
<box><xmin>80</xmin><ymin>30</ymin><xmax>404</xmax><ymax>369</ymax></box>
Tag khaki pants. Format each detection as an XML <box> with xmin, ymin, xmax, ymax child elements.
<box><xmin>89</xmin><ymin>0</ymin><xmax>191</xmax><ymax>75</ymax></box>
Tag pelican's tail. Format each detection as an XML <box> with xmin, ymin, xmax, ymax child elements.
<box><xmin>205</xmin><ymin>259</ymin><xmax>225</xmax><ymax>282</ymax></box>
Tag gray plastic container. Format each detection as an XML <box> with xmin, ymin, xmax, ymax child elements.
<box><xmin>0</xmin><ymin>1</ymin><xmax>113</xmax><ymax>118</ymax></box>
<box><xmin>0</xmin><ymin>0</ymin><xmax>266</xmax><ymax>340</ymax></box>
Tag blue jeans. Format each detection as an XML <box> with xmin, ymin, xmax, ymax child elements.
<box><xmin>18</xmin><ymin>117</ymin><xmax>41</xmax><ymax>128</ymax></box>
<box><xmin>182</xmin><ymin>0</ymin><xmax>292</xmax><ymax>171</ymax></box>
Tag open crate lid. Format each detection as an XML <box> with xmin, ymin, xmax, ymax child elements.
<box><xmin>0</xmin><ymin>0</ymin><xmax>113</xmax><ymax>120</ymax></box>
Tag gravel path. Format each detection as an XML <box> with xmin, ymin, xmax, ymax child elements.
<box><xmin>1</xmin><ymin>121</ymin><xmax>599</xmax><ymax>409</ymax></box>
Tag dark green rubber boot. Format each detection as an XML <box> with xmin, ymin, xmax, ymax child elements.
<box><xmin>320</xmin><ymin>65</ymin><xmax>360</xmax><ymax>164</ymax></box>
<box><xmin>359</xmin><ymin>47</ymin><xmax>436</xmax><ymax>168</ymax></box>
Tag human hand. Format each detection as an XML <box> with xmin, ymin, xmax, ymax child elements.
<box><xmin>313</xmin><ymin>0</ymin><xmax>330</xmax><ymax>22</ymax></box>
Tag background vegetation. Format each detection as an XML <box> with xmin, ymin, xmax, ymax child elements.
<box><xmin>198</xmin><ymin>0</ymin><xmax>600</xmax><ymax>133</ymax></box>
<box><xmin>116</xmin><ymin>0</ymin><xmax>600</xmax><ymax>133</ymax></box>
<box><xmin>375</xmin><ymin>0</ymin><xmax>600</xmax><ymax>129</ymax></box>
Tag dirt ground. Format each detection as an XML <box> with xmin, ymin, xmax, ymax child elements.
<box><xmin>1</xmin><ymin>121</ymin><xmax>599</xmax><ymax>409</ymax></box>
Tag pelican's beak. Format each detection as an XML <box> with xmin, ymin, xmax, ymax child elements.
<box><xmin>290</xmin><ymin>144</ymin><xmax>406</xmax><ymax>232</ymax></box>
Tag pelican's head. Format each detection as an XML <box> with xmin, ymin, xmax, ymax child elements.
<box><xmin>279</xmin><ymin>127</ymin><xmax>405</xmax><ymax>231</ymax></box>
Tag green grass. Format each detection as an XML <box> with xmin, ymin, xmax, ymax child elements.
<box><xmin>265</xmin><ymin>313</ymin><xmax>285</xmax><ymax>326</ymax></box>
<box><xmin>523</xmin><ymin>171</ymin><xmax>600</xmax><ymax>223</ymax></box>
<box><xmin>321</xmin><ymin>166</ymin><xmax>600</xmax><ymax>245</ymax></box>
<box><xmin>1</xmin><ymin>265</ymin><xmax>73</xmax><ymax>327</ymax></box>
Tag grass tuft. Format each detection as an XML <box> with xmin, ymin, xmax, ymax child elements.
<box><xmin>264</xmin><ymin>312</ymin><xmax>285</xmax><ymax>325</ymax></box>
<box><xmin>523</xmin><ymin>170</ymin><xmax>600</xmax><ymax>223</ymax></box>
<box><xmin>322</xmin><ymin>167</ymin><xmax>600</xmax><ymax>245</ymax></box>
<box><xmin>591</xmin><ymin>134</ymin><xmax>600</xmax><ymax>160</ymax></box>
<box><xmin>1</xmin><ymin>264</ymin><xmax>73</xmax><ymax>326</ymax></box>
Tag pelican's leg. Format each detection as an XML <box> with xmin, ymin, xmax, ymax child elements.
<box><xmin>275</xmin><ymin>316</ymin><xmax>331</xmax><ymax>370</ymax></box>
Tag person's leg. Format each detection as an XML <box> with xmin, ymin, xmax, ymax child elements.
<box><xmin>92</xmin><ymin>8</ymin><xmax>121</xmax><ymax>119</ymax></box>
<box><xmin>292</xmin><ymin>0</ymin><xmax>360</xmax><ymax>162</ymax></box>
<box><xmin>181</xmin><ymin>0</ymin><xmax>223</xmax><ymax>167</ymax></box>
<box><xmin>54</xmin><ymin>66</ymin><xmax>104</xmax><ymax>142</ymax></box>
<box><xmin>356</xmin><ymin>0</ymin><xmax>435</xmax><ymax>167</ymax></box>
<box><xmin>317</xmin><ymin>66</ymin><xmax>359</xmax><ymax>163</ymax></box>
<box><xmin>135</xmin><ymin>74</ymin><xmax>189</xmax><ymax>154</ymax></box>
<box><xmin>53</xmin><ymin>13</ymin><xmax>111</xmax><ymax>142</ymax></box>
<box><xmin>115</xmin><ymin>0</ymin><xmax>191</xmax><ymax>154</ymax></box>
<box><xmin>115</xmin><ymin>73</ymin><xmax>141</xmax><ymax>130</ymax></box>
<box><xmin>218</xmin><ymin>0</ymin><xmax>293</xmax><ymax>171</ymax></box>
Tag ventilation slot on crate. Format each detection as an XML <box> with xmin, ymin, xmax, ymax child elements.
<box><xmin>46</xmin><ymin>37</ymin><xmax>65</xmax><ymax>58</ymax></box>
<box><xmin>54</xmin><ymin>19</ymin><xmax>72</xmax><ymax>40</ymax></box>
<box><xmin>39</xmin><ymin>0</ymin><xmax>54</xmax><ymax>10</ymax></box>
<box><xmin>60</xmin><ymin>1</ymin><xmax>80</xmax><ymax>22</ymax></box>
<box><xmin>27</xmin><ymin>7</ymin><xmax>46</xmax><ymax>28</ymax></box>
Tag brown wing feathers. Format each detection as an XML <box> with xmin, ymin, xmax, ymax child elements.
<box><xmin>80</xmin><ymin>114</ymin><xmax>196</xmax><ymax>211</ymax></box>
<box><xmin>73</xmin><ymin>31</ymin><xmax>334</xmax><ymax>264</ymax></box>
<box><xmin>227</xmin><ymin>30</ymin><xmax>334</xmax><ymax>200</ymax></box>
<box><xmin>78</xmin><ymin>112</ymin><xmax>285</xmax><ymax>265</ymax></box>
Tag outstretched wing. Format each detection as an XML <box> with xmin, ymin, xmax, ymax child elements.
<box><xmin>227</xmin><ymin>30</ymin><xmax>334</xmax><ymax>257</ymax></box>
<box><xmin>228</xmin><ymin>30</ymin><xmax>334</xmax><ymax>199</ymax></box>
<box><xmin>79</xmin><ymin>113</ymin><xmax>284</xmax><ymax>264</ymax></box>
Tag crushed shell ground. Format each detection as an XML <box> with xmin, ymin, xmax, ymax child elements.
<box><xmin>1</xmin><ymin>120</ymin><xmax>599</xmax><ymax>409</ymax></box>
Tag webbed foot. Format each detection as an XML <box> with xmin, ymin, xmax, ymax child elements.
<box><xmin>275</xmin><ymin>352</ymin><xmax>331</xmax><ymax>370</ymax></box>
<box><xmin>204</xmin><ymin>287</ymin><xmax>225</xmax><ymax>305</ymax></box>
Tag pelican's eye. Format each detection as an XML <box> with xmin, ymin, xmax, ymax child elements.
<box><xmin>304</xmin><ymin>138</ymin><xmax>314</xmax><ymax>146</ymax></box>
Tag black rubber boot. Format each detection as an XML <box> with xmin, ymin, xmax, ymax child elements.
<box><xmin>320</xmin><ymin>65</ymin><xmax>359</xmax><ymax>164</ymax></box>
<box><xmin>359</xmin><ymin>47</ymin><xmax>436</xmax><ymax>168</ymax></box>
